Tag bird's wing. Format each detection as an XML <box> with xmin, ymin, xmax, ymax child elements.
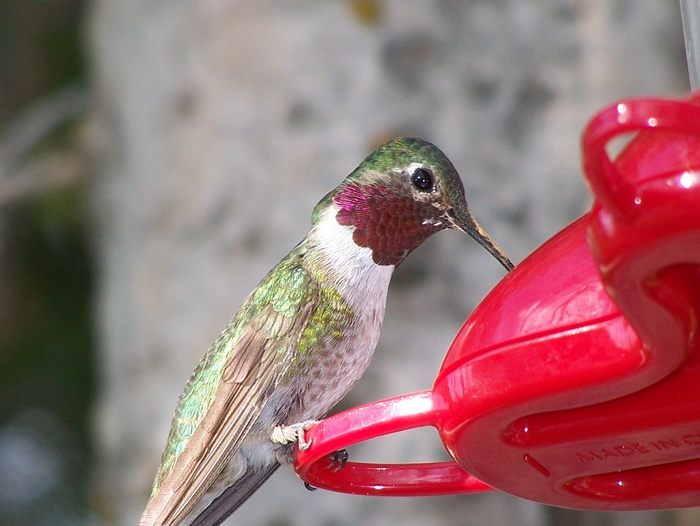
<box><xmin>141</xmin><ymin>257</ymin><xmax>317</xmax><ymax>526</ymax></box>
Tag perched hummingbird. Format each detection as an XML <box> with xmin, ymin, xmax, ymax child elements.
<box><xmin>140</xmin><ymin>138</ymin><xmax>513</xmax><ymax>526</ymax></box>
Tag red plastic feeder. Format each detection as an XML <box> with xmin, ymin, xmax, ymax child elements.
<box><xmin>294</xmin><ymin>92</ymin><xmax>700</xmax><ymax>510</ymax></box>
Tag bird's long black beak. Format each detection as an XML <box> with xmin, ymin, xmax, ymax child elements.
<box><xmin>449</xmin><ymin>210</ymin><xmax>514</xmax><ymax>271</ymax></box>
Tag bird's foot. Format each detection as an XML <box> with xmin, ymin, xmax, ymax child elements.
<box><xmin>270</xmin><ymin>420</ymin><xmax>318</xmax><ymax>451</ymax></box>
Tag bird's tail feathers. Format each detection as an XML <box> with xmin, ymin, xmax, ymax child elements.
<box><xmin>189</xmin><ymin>463</ymin><xmax>280</xmax><ymax>526</ymax></box>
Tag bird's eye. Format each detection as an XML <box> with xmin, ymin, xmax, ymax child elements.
<box><xmin>411</xmin><ymin>168</ymin><xmax>434</xmax><ymax>192</ymax></box>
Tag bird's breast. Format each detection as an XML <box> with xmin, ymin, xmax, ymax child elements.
<box><xmin>279</xmin><ymin>216</ymin><xmax>395</xmax><ymax>422</ymax></box>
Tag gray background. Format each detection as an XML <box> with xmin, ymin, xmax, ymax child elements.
<box><xmin>85</xmin><ymin>1</ymin><xmax>691</xmax><ymax>525</ymax></box>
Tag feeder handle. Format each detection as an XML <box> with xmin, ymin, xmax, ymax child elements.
<box><xmin>293</xmin><ymin>390</ymin><xmax>492</xmax><ymax>496</ymax></box>
<box><xmin>582</xmin><ymin>97</ymin><xmax>700</xmax><ymax>218</ymax></box>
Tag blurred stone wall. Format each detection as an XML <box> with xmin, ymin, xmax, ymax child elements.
<box><xmin>86</xmin><ymin>1</ymin><xmax>689</xmax><ymax>525</ymax></box>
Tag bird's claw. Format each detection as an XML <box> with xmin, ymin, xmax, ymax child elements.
<box><xmin>301</xmin><ymin>449</ymin><xmax>349</xmax><ymax>493</ymax></box>
<box><xmin>327</xmin><ymin>449</ymin><xmax>349</xmax><ymax>472</ymax></box>
<box><xmin>270</xmin><ymin>420</ymin><xmax>318</xmax><ymax>450</ymax></box>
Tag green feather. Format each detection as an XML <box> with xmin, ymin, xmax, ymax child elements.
<box><xmin>151</xmin><ymin>244</ymin><xmax>352</xmax><ymax>494</ymax></box>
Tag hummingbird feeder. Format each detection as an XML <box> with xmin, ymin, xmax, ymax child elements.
<box><xmin>294</xmin><ymin>92</ymin><xmax>700</xmax><ymax>511</ymax></box>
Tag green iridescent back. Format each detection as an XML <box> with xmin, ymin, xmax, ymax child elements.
<box><xmin>151</xmin><ymin>243</ymin><xmax>352</xmax><ymax>493</ymax></box>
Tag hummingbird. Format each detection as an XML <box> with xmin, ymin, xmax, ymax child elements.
<box><xmin>140</xmin><ymin>137</ymin><xmax>513</xmax><ymax>526</ymax></box>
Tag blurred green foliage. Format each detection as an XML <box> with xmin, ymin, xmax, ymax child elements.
<box><xmin>0</xmin><ymin>188</ymin><xmax>93</xmax><ymax>431</ymax></box>
<box><xmin>0</xmin><ymin>0</ymin><xmax>92</xmax><ymax>524</ymax></box>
